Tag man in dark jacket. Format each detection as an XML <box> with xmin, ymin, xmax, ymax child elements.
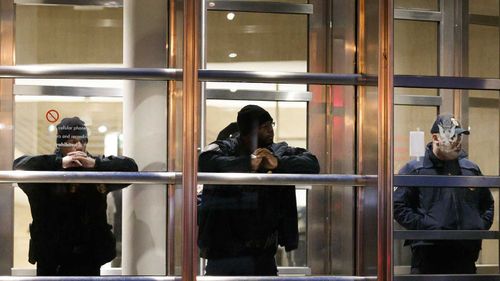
<box><xmin>198</xmin><ymin>105</ymin><xmax>320</xmax><ymax>276</ymax></box>
<box><xmin>14</xmin><ymin>117</ymin><xmax>138</xmax><ymax>276</ymax></box>
<box><xmin>394</xmin><ymin>113</ymin><xmax>494</xmax><ymax>274</ymax></box>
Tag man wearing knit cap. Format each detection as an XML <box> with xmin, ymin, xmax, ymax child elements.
<box><xmin>14</xmin><ymin>117</ymin><xmax>138</xmax><ymax>276</ymax></box>
<box><xmin>198</xmin><ymin>105</ymin><xmax>320</xmax><ymax>276</ymax></box>
<box><xmin>394</xmin><ymin>113</ymin><xmax>494</xmax><ymax>274</ymax></box>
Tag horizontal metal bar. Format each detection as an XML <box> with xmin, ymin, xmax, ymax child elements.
<box><xmin>0</xmin><ymin>277</ymin><xmax>378</xmax><ymax>281</ymax></box>
<box><xmin>395</xmin><ymin>275</ymin><xmax>500</xmax><ymax>281</ymax></box>
<box><xmin>0</xmin><ymin>171</ymin><xmax>377</xmax><ymax>186</ymax></box>
<box><xmin>470</xmin><ymin>14</ymin><xmax>500</xmax><ymax>27</ymax></box>
<box><xmin>15</xmin><ymin>0</ymin><xmax>123</xmax><ymax>6</ymax></box>
<box><xmin>469</xmin><ymin>97</ymin><xmax>500</xmax><ymax>108</ymax></box>
<box><xmin>14</xmin><ymin>85</ymin><xmax>121</xmax><ymax>97</ymax></box>
<box><xmin>394</xmin><ymin>75</ymin><xmax>500</xmax><ymax>90</ymax></box>
<box><xmin>396</xmin><ymin>264</ymin><xmax>500</xmax><ymax>275</ymax></box>
<box><xmin>1</xmin><ymin>278</ymin><xmax>180</xmax><ymax>281</ymax></box>
<box><xmin>198</xmin><ymin>173</ymin><xmax>377</xmax><ymax>186</ymax></box>
<box><xmin>206</xmin><ymin>0</ymin><xmax>313</xmax><ymax>15</ymax></box>
<box><xmin>0</xmin><ymin>171</ymin><xmax>180</xmax><ymax>184</ymax></box>
<box><xmin>394</xmin><ymin>9</ymin><xmax>441</xmax><ymax>22</ymax></box>
<box><xmin>206</xmin><ymin>89</ymin><xmax>312</xmax><ymax>102</ymax></box>
<box><xmin>394</xmin><ymin>95</ymin><xmax>442</xmax><ymax>106</ymax></box>
<box><xmin>199</xmin><ymin>278</ymin><xmax>376</xmax><ymax>281</ymax></box>
<box><xmin>394</xmin><ymin>230</ymin><xmax>500</xmax><ymax>240</ymax></box>
<box><xmin>2</xmin><ymin>67</ymin><xmax>500</xmax><ymax>91</ymax></box>
<box><xmin>394</xmin><ymin>175</ymin><xmax>500</xmax><ymax>188</ymax></box>
<box><xmin>199</xmin><ymin>70</ymin><xmax>377</xmax><ymax>86</ymax></box>
<box><xmin>3</xmin><ymin>173</ymin><xmax>498</xmax><ymax>187</ymax></box>
<box><xmin>0</xmin><ymin>66</ymin><xmax>182</xmax><ymax>81</ymax></box>
<box><xmin>278</xmin><ymin>266</ymin><xmax>311</xmax><ymax>275</ymax></box>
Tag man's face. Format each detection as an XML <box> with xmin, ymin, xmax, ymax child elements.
<box><xmin>59</xmin><ymin>136</ymin><xmax>87</xmax><ymax>156</ymax></box>
<box><xmin>432</xmin><ymin>132</ymin><xmax>463</xmax><ymax>161</ymax></box>
<box><xmin>257</xmin><ymin>121</ymin><xmax>275</xmax><ymax>147</ymax></box>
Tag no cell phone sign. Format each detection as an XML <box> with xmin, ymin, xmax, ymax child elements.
<box><xmin>46</xmin><ymin>109</ymin><xmax>60</xmax><ymax>123</ymax></box>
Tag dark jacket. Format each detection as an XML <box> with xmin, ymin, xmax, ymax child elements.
<box><xmin>13</xmin><ymin>152</ymin><xmax>138</xmax><ymax>266</ymax></box>
<box><xmin>197</xmin><ymin>137</ymin><xmax>320</xmax><ymax>259</ymax></box>
<box><xmin>394</xmin><ymin>143</ymin><xmax>494</xmax><ymax>252</ymax></box>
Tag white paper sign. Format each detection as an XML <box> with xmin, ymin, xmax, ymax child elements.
<box><xmin>409</xmin><ymin>131</ymin><xmax>425</xmax><ymax>158</ymax></box>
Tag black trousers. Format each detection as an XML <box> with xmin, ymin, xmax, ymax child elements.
<box><xmin>205</xmin><ymin>254</ymin><xmax>277</xmax><ymax>276</ymax></box>
<box><xmin>411</xmin><ymin>244</ymin><xmax>479</xmax><ymax>274</ymax></box>
<box><xmin>37</xmin><ymin>261</ymin><xmax>101</xmax><ymax>276</ymax></box>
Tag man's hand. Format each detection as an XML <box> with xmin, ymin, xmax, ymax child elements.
<box><xmin>62</xmin><ymin>151</ymin><xmax>96</xmax><ymax>169</ymax></box>
<box><xmin>250</xmin><ymin>154</ymin><xmax>263</xmax><ymax>172</ymax></box>
<box><xmin>254</xmin><ymin>148</ymin><xmax>278</xmax><ymax>170</ymax></box>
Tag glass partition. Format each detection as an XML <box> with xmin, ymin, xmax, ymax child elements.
<box><xmin>395</xmin><ymin>0</ymin><xmax>438</xmax><ymax>11</ymax></box>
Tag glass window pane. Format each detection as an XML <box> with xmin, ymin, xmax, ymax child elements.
<box><xmin>395</xmin><ymin>0</ymin><xmax>439</xmax><ymax>11</ymax></box>
<box><xmin>394</xmin><ymin>20</ymin><xmax>438</xmax><ymax>77</ymax></box>
<box><xmin>469</xmin><ymin>24</ymin><xmax>499</xmax><ymax>79</ymax></box>
<box><xmin>207</xmin><ymin>11</ymin><xmax>306</xmax><ymax>68</ymax></box>
<box><xmin>394</xmin><ymin>105</ymin><xmax>437</xmax><ymax>173</ymax></box>
<box><xmin>469</xmin><ymin>91</ymin><xmax>500</xmax><ymax>268</ymax></box>
<box><xmin>470</xmin><ymin>0</ymin><xmax>499</xmax><ymax>16</ymax></box>
<box><xmin>15</xmin><ymin>5</ymin><xmax>123</xmax><ymax>64</ymax></box>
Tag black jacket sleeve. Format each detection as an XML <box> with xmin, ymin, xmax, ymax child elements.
<box><xmin>273</xmin><ymin>144</ymin><xmax>320</xmax><ymax>174</ymax></box>
<box><xmin>199</xmin><ymin>143</ymin><xmax>252</xmax><ymax>172</ymax></box>
<box><xmin>393</xmin><ymin>163</ymin><xmax>424</xmax><ymax>230</ymax></box>
<box><xmin>94</xmin><ymin>155</ymin><xmax>139</xmax><ymax>192</ymax></box>
<box><xmin>13</xmin><ymin>155</ymin><xmax>62</xmax><ymax>194</ymax></box>
<box><xmin>473</xmin><ymin>168</ymin><xmax>495</xmax><ymax>230</ymax></box>
<box><xmin>277</xmin><ymin>186</ymin><xmax>298</xmax><ymax>251</ymax></box>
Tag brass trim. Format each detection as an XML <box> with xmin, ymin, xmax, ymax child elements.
<box><xmin>377</xmin><ymin>0</ymin><xmax>394</xmax><ymax>281</ymax></box>
<box><xmin>182</xmin><ymin>0</ymin><xmax>201</xmax><ymax>280</ymax></box>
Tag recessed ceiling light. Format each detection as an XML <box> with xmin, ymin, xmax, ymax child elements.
<box><xmin>228</xmin><ymin>53</ymin><xmax>238</xmax><ymax>58</ymax></box>
<box><xmin>226</xmin><ymin>12</ymin><xmax>235</xmax><ymax>20</ymax></box>
<box><xmin>98</xmin><ymin>125</ymin><xmax>108</xmax><ymax>133</ymax></box>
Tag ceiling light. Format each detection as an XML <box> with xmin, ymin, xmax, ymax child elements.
<box><xmin>228</xmin><ymin>53</ymin><xmax>238</xmax><ymax>58</ymax></box>
<box><xmin>98</xmin><ymin>125</ymin><xmax>108</xmax><ymax>133</ymax></box>
<box><xmin>226</xmin><ymin>12</ymin><xmax>235</xmax><ymax>20</ymax></box>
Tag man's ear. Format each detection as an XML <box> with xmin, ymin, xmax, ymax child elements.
<box><xmin>431</xmin><ymin>134</ymin><xmax>440</xmax><ymax>144</ymax></box>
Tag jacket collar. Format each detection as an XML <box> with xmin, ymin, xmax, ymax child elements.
<box><xmin>423</xmin><ymin>142</ymin><xmax>469</xmax><ymax>169</ymax></box>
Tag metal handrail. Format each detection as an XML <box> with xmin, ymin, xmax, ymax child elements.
<box><xmin>2</xmin><ymin>172</ymin><xmax>498</xmax><ymax>187</ymax></box>
<box><xmin>395</xmin><ymin>275</ymin><xmax>500</xmax><ymax>281</ymax></box>
<box><xmin>2</xmin><ymin>66</ymin><xmax>500</xmax><ymax>90</ymax></box>
<box><xmin>198</xmin><ymin>70</ymin><xmax>377</xmax><ymax>85</ymax></box>
<box><xmin>394</xmin><ymin>230</ymin><xmax>500</xmax><ymax>240</ymax></box>
<box><xmin>0</xmin><ymin>171</ymin><xmax>377</xmax><ymax>186</ymax></box>
<box><xmin>0</xmin><ymin>66</ymin><xmax>374</xmax><ymax>85</ymax></box>
<box><xmin>394</xmin><ymin>175</ymin><xmax>500</xmax><ymax>188</ymax></box>
<box><xmin>0</xmin><ymin>277</ymin><xmax>377</xmax><ymax>281</ymax></box>
<box><xmin>0</xmin><ymin>66</ymin><xmax>182</xmax><ymax>81</ymax></box>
